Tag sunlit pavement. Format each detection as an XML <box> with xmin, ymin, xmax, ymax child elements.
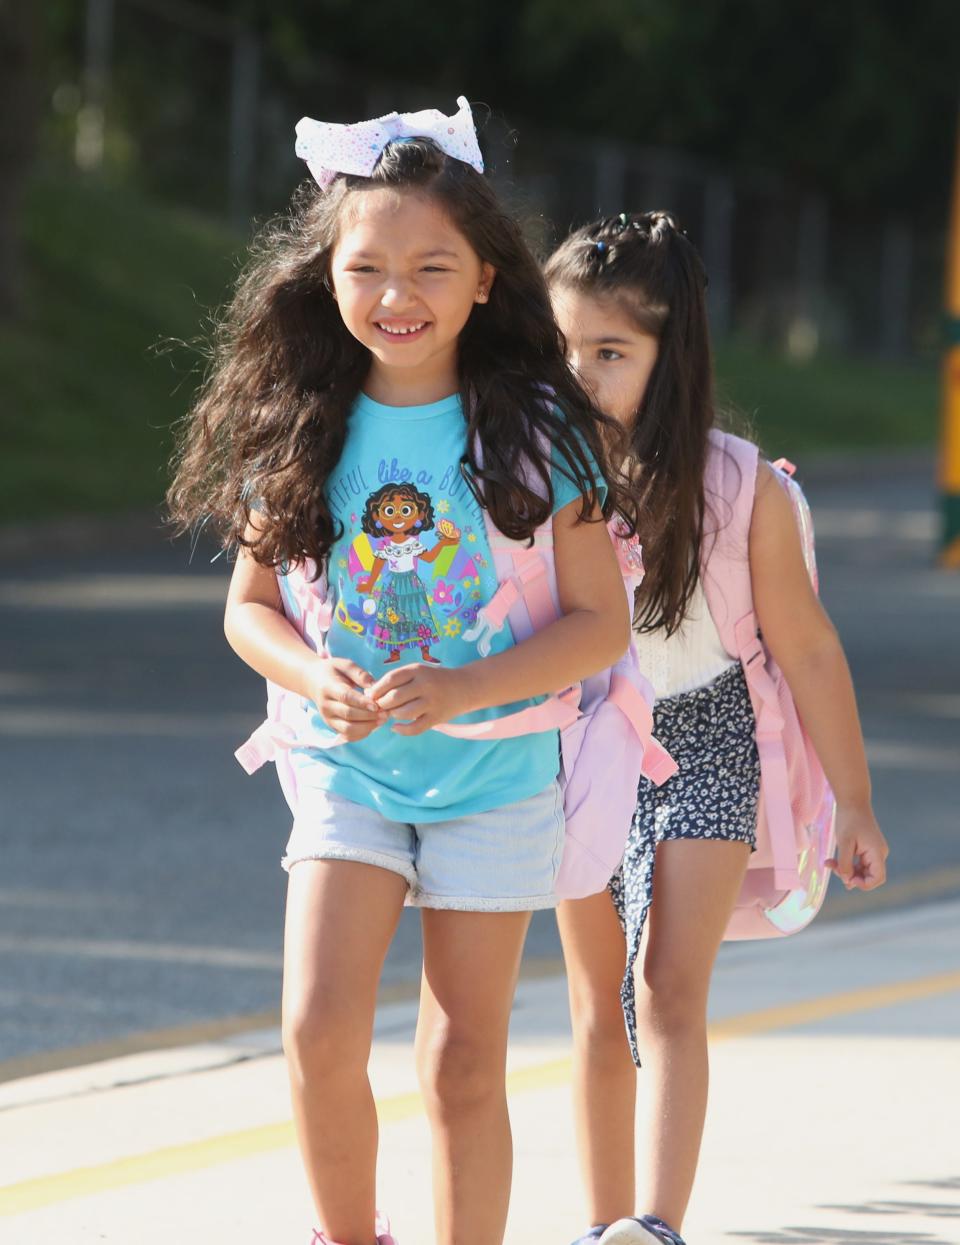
<box><xmin>1</xmin><ymin>451</ymin><xmax>959</xmax><ymax>1066</ymax></box>
<box><xmin>1</xmin><ymin>897</ymin><xmax>958</xmax><ymax>1245</ymax></box>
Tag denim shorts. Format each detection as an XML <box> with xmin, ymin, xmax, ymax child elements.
<box><xmin>282</xmin><ymin>782</ymin><xmax>565</xmax><ymax>912</ymax></box>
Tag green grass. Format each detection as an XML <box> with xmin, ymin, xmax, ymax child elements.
<box><xmin>0</xmin><ymin>172</ymin><xmax>941</xmax><ymax>523</ymax></box>
<box><xmin>715</xmin><ymin>340</ymin><xmax>939</xmax><ymax>455</ymax></box>
<box><xmin>0</xmin><ymin>172</ymin><xmax>240</xmax><ymax>522</ymax></box>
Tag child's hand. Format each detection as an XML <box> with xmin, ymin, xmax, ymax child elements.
<box><xmin>827</xmin><ymin>805</ymin><xmax>889</xmax><ymax>891</ymax></box>
<box><xmin>303</xmin><ymin>656</ymin><xmax>388</xmax><ymax>742</ymax></box>
<box><xmin>370</xmin><ymin>663</ymin><xmax>472</xmax><ymax>735</ymax></box>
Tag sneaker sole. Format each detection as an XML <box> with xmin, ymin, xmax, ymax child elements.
<box><xmin>599</xmin><ymin>1221</ymin><xmax>663</xmax><ymax>1245</ymax></box>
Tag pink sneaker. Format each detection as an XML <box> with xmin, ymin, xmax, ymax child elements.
<box><xmin>310</xmin><ymin>1210</ymin><xmax>399</xmax><ymax>1245</ymax></box>
<box><xmin>375</xmin><ymin>1211</ymin><xmax>399</xmax><ymax>1245</ymax></box>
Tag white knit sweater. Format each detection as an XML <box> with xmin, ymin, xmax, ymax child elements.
<box><xmin>633</xmin><ymin>578</ymin><xmax>736</xmax><ymax>700</ymax></box>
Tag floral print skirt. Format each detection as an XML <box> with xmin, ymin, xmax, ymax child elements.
<box><xmin>609</xmin><ymin>662</ymin><xmax>760</xmax><ymax>1065</ymax></box>
<box><xmin>372</xmin><ymin>569</ymin><xmax>441</xmax><ymax>651</ymax></box>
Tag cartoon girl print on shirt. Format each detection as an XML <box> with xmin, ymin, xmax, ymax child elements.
<box><xmin>357</xmin><ymin>483</ymin><xmax>461</xmax><ymax>665</ymax></box>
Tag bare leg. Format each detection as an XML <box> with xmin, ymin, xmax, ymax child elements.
<box><xmin>282</xmin><ymin>860</ymin><xmax>407</xmax><ymax>1245</ymax></box>
<box><xmin>414</xmin><ymin>909</ymin><xmax>531</xmax><ymax>1245</ymax></box>
<box><xmin>634</xmin><ymin>839</ymin><xmax>750</xmax><ymax>1230</ymax></box>
<box><xmin>557</xmin><ymin>891</ymin><xmax>637</xmax><ymax>1226</ymax></box>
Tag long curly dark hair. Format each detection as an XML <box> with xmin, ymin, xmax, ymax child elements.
<box><xmin>545</xmin><ymin>210</ymin><xmax>714</xmax><ymax>636</ymax></box>
<box><xmin>167</xmin><ymin>135</ymin><xmax>635</xmax><ymax>571</ymax></box>
<box><xmin>360</xmin><ymin>483</ymin><xmax>435</xmax><ymax>537</ymax></box>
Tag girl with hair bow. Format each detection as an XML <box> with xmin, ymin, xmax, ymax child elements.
<box><xmin>168</xmin><ymin>99</ymin><xmax>637</xmax><ymax>1245</ymax></box>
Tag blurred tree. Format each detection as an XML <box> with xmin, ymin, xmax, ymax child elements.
<box><xmin>0</xmin><ymin>0</ymin><xmax>39</xmax><ymax>319</ymax></box>
<box><xmin>511</xmin><ymin>0</ymin><xmax>960</xmax><ymax>213</ymax></box>
<box><xmin>247</xmin><ymin>0</ymin><xmax>960</xmax><ymax>217</ymax></box>
<box><xmin>34</xmin><ymin>0</ymin><xmax>960</xmax><ymax>220</ymax></box>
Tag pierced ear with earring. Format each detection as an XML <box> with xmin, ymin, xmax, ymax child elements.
<box><xmin>475</xmin><ymin>286</ymin><xmax>489</xmax><ymax>303</ymax></box>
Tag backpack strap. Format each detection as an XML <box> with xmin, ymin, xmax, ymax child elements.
<box><xmin>436</xmin><ymin>669</ymin><xmax>675</xmax><ymax>785</ymax></box>
<box><xmin>238</xmin><ymin>427</ymin><xmax>675</xmax><ymax>785</ymax></box>
<box><xmin>278</xmin><ymin>559</ymin><xmax>333</xmax><ymax>644</ymax></box>
<box><xmin>734</xmin><ymin>613</ymin><xmax>801</xmax><ymax>888</ymax></box>
<box><xmin>461</xmin><ymin>538</ymin><xmax>555</xmax><ymax>656</ymax></box>
<box><xmin>607</xmin><ymin>672</ymin><xmax>679</xmax><ymax>784</ymax></box>
<box><xmin>235</xmin><ymin>719</ymin><xmax>295</xmax><ymax>774</ymax></box>
<box><xmin>701</xmin><ymin>429</ymin><xmax>758</xmax><ymax>654</ymax></box>
<box><xmin>455</xmin><ymin>518</ymin><xmax>581</xmax><ymax>735</ymax></box>
<box><xmin>702</xmin><ymin>431</ymin><xmax>801</xmax><ymax>890</ymax></box>
<box><xmin>435</xmin><ymin>683</ymin><xmax>582</xmax><ymax>739</ymax></box>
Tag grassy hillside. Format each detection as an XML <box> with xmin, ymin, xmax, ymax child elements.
<box><xmin>0</xmin><ymin>173</ymin><xmax>940</xmax><ymax>524</ymax></box>
<box><xmin>715</xmin><ymin>340</ymin><xmax>939</xmax><ymax>455</ymax></box>
<box><xmin>0</xmin><ymin>173</ymin><xmax>240</xmax><ymax>523</ymax></box>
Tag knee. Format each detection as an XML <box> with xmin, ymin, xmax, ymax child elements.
<box><xmin>416</xmin><ymin>1023</ymin><xmax>503</xmax><ymax>1115</ymax></box>
<box><xmin>569</xmin><ymin>985</ymin><xmax>633</xmax><ymax>1069</ymax></box>
<box><xmin>635</xmin><ymin>959</ymin><xmax>708</xmax><ymax>1040</ymax></box>
<box><xmin>282</xmin><ymin>990</ymin><xmax>364</xmax><ymax>1084</ymax></box>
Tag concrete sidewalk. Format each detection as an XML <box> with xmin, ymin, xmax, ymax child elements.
<box><xmin>2</xmin><ymin>899</ymin><xmax>959</xmax><ymax>1245</ymax></box>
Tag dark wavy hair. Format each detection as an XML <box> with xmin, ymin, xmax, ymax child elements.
<box><xmin>167</xmin><ymin>135</ymin><xmax>636</xmax><ymax>570</ymax></box>
<box><xmin>545</xmin><ymin>210</ymin><xmax>713</xmax><ymax>635</ymax></box>
<box><xmin>360</xmin><ymin>483</ymin><xmax>435</xmax><ymax>537</ymax></box>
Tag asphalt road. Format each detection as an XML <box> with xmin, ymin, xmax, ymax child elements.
<box><xmin>1</xmin><ymin>450</ymin><xmax>957</xmax><ymax>1070</ymax></box>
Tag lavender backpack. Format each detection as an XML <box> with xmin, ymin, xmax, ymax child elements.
<box><xmin>702</xmin><ymin>429</ymin><xmax>836</xmax><ymax>939</ymax></box>
<box><xmin>236</xmin><ymin>495</ymin><xmax>677</xmax><ymax>902</ymax></box>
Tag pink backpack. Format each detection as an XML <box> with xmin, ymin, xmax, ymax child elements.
<box><xmin>236</xmin><ymin>501</ymin><xmax>677</xmax><ymax>901</ymax></box>
<box><xmin>702</xmin><ymin>429</ymin><xmax>836</xmax><ymax>939</ymax></box>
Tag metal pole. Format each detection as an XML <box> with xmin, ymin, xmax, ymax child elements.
<box><xmin>939</xmin><ymin>107</ymin><xmax>960</xmax><ymax>567</ymax></box>
<box><xmin>595</xmin><ymin>143</ymin><xmax>626</xmax><ymax>216</ymax></box>
<box><xmin>789</xmin><ymin>192</ymin><xmax>828</xmax><ymax>359</ymax></box>
<box><xmin>77</xmin><ymin>0</ymin><xmax>114</xmax><ymax>170</ymax></box>
<box><xmin>228</xmin><ymin>24</ymin><xmax>260</xmax><ymax>230</ymax></box>
<box><xmin>880</xmin><ymin>220</ymin><xmax>913</xmax><ymax>359</ymax></box>
<box><xmin>703</xmin><ymin>173</ymin><xmax>734</xmax><ymax>339</ymax></box>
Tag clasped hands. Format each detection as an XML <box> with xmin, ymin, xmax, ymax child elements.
<box><xmin>303</xmin><ymin>655</ymin><xmax>473</xmax><ymax>741</ymax></box>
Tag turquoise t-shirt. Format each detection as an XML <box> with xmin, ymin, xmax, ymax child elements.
<box><xmin>290</xmin><ymin>391</ymin><xmax>603</xmax><ymax>822</ymax></box>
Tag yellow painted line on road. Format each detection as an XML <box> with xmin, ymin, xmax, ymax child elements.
<box><xmin>2</xmin><ymin>967</ymin><xmax>960</xmax><ymax>1218</ymax></box>
<box><xmin>709</xmin><ymin>968</ymin><xmax>960</xmax><ymax>1039</ymax></box>
<box><xmin>0</xmin><ymin>1121</ymin><xmax>297</xmax><ymax>1218</ymax></box>
<box><xmin>1</xmin><ymin>873</ymin><xmax>956</xmax><ymax>1086</ymax></box>
<box><xmin>820</xmin><ymin>866</ymin><xmax>960</xmax><ymax>921</ymax></box>
<box><xmin>0</xmin><ymin>1089</ymin><xmax>421</xmax><ymax>1218</ymax></box>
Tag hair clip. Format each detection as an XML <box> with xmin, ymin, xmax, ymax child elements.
<box><xmin>593</xmin><ymin>240</ymin><xmax>608</xmax><ymax>256</ymax></box>
<box><xmin>618</xmin><ymin>212</ymin><xmax>630</xmax><ymax>228</ymax></box>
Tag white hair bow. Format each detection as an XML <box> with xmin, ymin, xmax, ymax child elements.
<box><xmin>295</xmin><ymin>95</ymin><xmax>484</xmax><ymax>190</ymax></box>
